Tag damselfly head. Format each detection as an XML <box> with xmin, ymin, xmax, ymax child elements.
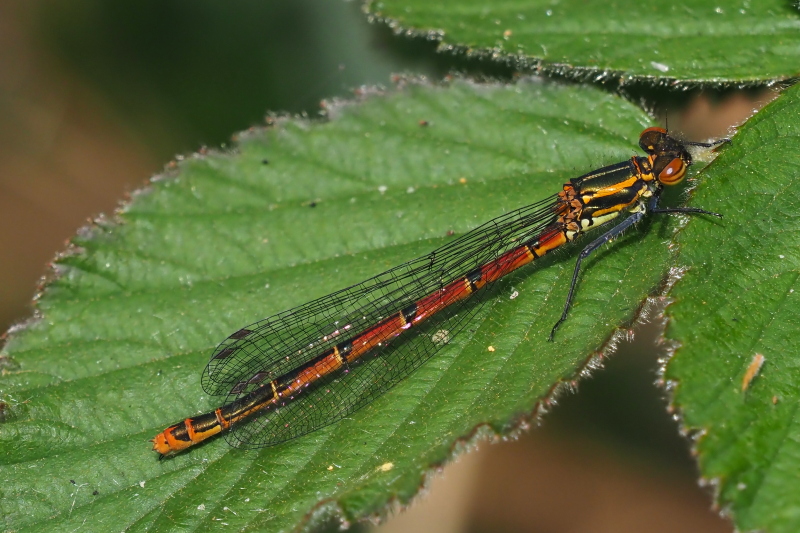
<box><xmin>638</xmin><ymin>127</ymin><xmax>688</xmax><ymax>158</ymax></box>
<box><xmin>639</xmin><ymin>127</ymin><xmax>692</xmax><ymax>186</ymax></box>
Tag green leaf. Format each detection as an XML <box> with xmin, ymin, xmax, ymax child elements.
<box><xmin>2</xmin><ymin>79</ymin><xmax>699</xmax><ymax>531</ymax></box>
<box><xmin>367</xmin><ymin>0</ymin><xmax>800</xmax><ymax>83</ymax></box>
<box><xmin>665</xmin><ymin>83</ymin><xmax>800</xmax><ymax>532</ymax></box>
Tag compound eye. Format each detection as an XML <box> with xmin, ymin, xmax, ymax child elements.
<box><xmin>658</xmin><ymin>158</ymin><xmax>686</xmax><ymax>185</ymax></box>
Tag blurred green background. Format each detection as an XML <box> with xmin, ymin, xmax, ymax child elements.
<box><xmin>2</xmin><ymin>1</ymin><xmax>766</xmax><ymax>531</ymax></box>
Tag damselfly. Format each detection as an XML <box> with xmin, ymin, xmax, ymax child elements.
<box><xmin>152</xmin><ymin>127</ymin><xmax>726</xmax><ymax>456</ymax></box>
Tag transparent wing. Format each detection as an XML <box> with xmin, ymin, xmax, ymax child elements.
<box><xmin>201</xmin><ymin>196</ymin><xmax>563</xmax><ymax>448</ymax></box>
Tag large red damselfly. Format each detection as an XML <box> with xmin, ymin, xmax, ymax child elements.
<box><xmin>152</xmin><ymin>127</ymin><xmax>726</xmax><ymax>456</ymax></box>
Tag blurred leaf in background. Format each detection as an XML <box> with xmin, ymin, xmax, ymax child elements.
<box><xmin>0</xmin><ymin>0</ymin><xmax>445</xmax><ymax>333</ymax></box>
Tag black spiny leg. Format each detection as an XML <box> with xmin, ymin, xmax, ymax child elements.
<box><xmin>651</xmin><ymin>206</ymin><xmax>722</xmax><ymax>217</ymax></box>
<box><xmin>548</xmin><ymin>210</ymin><xmax>645</xmax><ymax>341</ymax></box>
<box><xmin>649</xmin><ymin>190</ymin><xmax>722</xmax><ymax>218</ymax></box>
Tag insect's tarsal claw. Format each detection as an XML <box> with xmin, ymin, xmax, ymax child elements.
<box><xmin>696</xmin><ymin>209</ymin><xmax>723</xmax><ymax>218</ymax></box>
